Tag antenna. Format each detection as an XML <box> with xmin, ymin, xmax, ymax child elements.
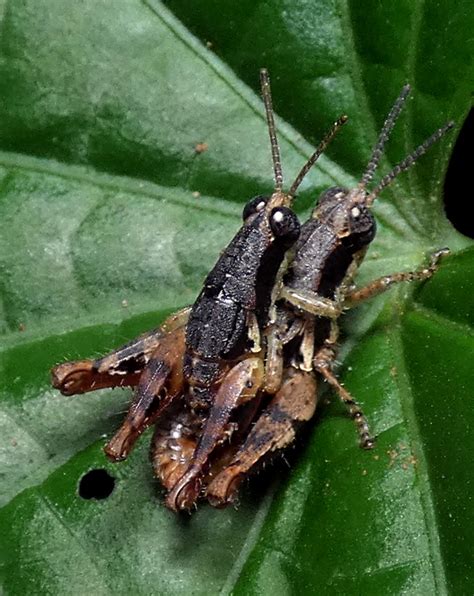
<box><xmin>359</xmin><ymin>84</ymin><xmax>411</xmax><ymax>189</ymax></box>
<box><xmin>288</xmin><ymin>115</ymin><xmax>348</xmax><ymax>198</ymax></box>
<box><xmin>366</xmin><ymin>121</ymin><xmax>454</xmax><ymax>205</ymax></box>
<box><xmin>260</xmin><ymin>69</ymin><xmax>284</xmax><ymax>191</ymax></box>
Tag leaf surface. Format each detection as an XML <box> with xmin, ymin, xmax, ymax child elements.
<box><xmin>0</xmin><ymin>1</ymin><xmax>473</xmax><ymax>594</ymax></box>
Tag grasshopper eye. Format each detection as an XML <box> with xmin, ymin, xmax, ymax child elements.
<box><xmin>344</xmin><ymin>206</ymin><xmax>376</xmax><ymax>249</ymax></box>
<box><xmin>269</xmin><ymin>207</ymin><xmax>300</xmax><ymax>241</ymax></box>
<box><xmin>351</xmin><ymin>206</ymin><xmax>362</xmax><ymax>219</ymax></box>
<box><xmin>242</xmin><ymin>195</ymin><xmax>269</xmax><ymax>221</ymax></box>
<box><xmin>349</xmin><ymin>205</ymin><xmax>373</xmax><ymax>228</ymax></box>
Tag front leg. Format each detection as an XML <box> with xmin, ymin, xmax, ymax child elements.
<box><xmin>206</xmin><ymin>369</ymin><xmax>317</xmax><ymax>507</ymax></box>
<box><xmin>165</xmin><ymin>357</ymin><xmax>264</xmax><ymax>511</ymax></box>
<box><xmin>344</xmin><ymin>248</ymin><xmax>449</xmax><ymax>306</ymax></box>
<box><xmin>263</xmin><ymin>307</ymin><xmax>303</xmax><ymax>394</ymax></box>
<box><xmin>51</xmin><ymin>307</ymin><xmax>191</xmax><ymax>395</ymax></box>
<box><xmin>280</xmin><ymin>286</ymin><xmax>342</xmax><ymax>318</ymax></box>
<box><xmin>247</xmin><ymin>312</ymin><xmax>262</xmax><ymax>353</ymax></box>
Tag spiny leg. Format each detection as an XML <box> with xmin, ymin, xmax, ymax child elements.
<box><xmin>166</xmin><ymin>357</ymin><xmax>264</xmax><ymax>511</ymax></box>
<box><xmin>312</xmin><ymin>326</ymin><xmax>374</xmax><ymax>449</ymax></box>
<box><xmin>51</xmin><ymin>329</ymin><xmax>161</xmax><ymax>395</ymax></box>
<box><xmin>207</xmin><ymin>369</ymin><xmax>317</xmax><ymax>507</ymax></box>
<box><xmin>345</xmin><ymin>249</ymin><xmax>450</xmax><ymax>306</ymax></box>
<box><xmin>205</xmin><ymin>394</ymin><xmax>267</xmax><ymax>483</ymax></box>
<box><xmin>104</xmin><ymin>326</ymin><xmax>186</xmax><ymax>462</ymax></box>
<box><xmin>51</xmin><ymin>307</ymin><xmax>190</xmax><ymax>395</ymax></box>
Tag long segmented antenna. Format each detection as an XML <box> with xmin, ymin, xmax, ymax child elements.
<box><xmin>260</xmin><ymin>69</ymin><xmax>284</xmax><ymax>191</ymax></box>
<box><xmin>366</xmin><ymin>121</ymin><xmax>454</xmax><ymax>205</ymax></box>
<box><xmin>359</xmin><ymin>84</ymin><xmax>411</xmax><ymax>189</ymax></box>
<box><xmin>288</xmin><ymin>115</ymin><xmax>349</xmax><ymax>198</ymax></box>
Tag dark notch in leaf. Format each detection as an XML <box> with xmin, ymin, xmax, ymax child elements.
<box><xmin>78</xmin><ymin>469</ymin><xmax>115</xmax><ymax>500</ymax></box>
<box><xmin>444</xmin><ymin>109</ymin><xmax>474</xmax><ymax>238</ymax></box>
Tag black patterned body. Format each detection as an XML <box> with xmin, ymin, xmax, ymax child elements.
<box><xmin>184</xmin><ymin>199</ymin><xmax>299</xmax><ymax>400</ymax></box>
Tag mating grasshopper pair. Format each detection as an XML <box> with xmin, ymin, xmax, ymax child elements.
<box><xmin>52</xmin><ymin>70</ymin><xmax>453</xmax><ymax>511</ymax></box>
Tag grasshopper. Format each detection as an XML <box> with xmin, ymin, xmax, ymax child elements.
<box><xmin>206</xmin><ymin>85</ymin><xmax>453</xmax><ymax>507</ymax></box>
<box><xmin>52</xmin><ymin>70</ymin><xmax>346</xmax><ymax>509</ymax></box>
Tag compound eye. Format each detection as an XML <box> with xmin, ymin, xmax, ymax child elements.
<box><xmin>242</xmin><ymin>195</ymin><xmax>269</xmax><ymax>221</ymax></box>
<box><xmin>344</xmin><ymin>205</ymin><xmax>376</xmax><ymax>248</ymax></box>
<box><xmin>350</xmin><ymin>206</ymin><xmax>362</xmax><ymax>220</ymax></box>
<box><xmin>269</xmin><ymin>207</ymin><xmax>300</xmax><ymax>241</ymax></box>
<box><xmin>349</xmin><ymin>205</ymin><xmax>372</xmax><ymax>226</ymax></box>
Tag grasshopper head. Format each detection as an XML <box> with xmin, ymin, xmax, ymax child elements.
<box><xmin>314</xmin><ymin>186</ymin><xmax>376</xmax><ymax>249</ymax></box>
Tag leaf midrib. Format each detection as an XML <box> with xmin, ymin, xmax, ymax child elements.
<box><xmin>391</xmin><ymin>320</ymin><xmax>449</xmax><ymax>594</ymax></box>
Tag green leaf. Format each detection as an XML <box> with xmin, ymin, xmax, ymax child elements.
<box><xmin>0</xmin><ymin>1</ymin><xmax>473</xmax><ymax>594</ymax></box>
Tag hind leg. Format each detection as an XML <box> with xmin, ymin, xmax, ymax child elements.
<box><xmin>104</xmin><ymin>325</ymin><xmax>186</xmax><ymax>461</ymax></box>
<box><xmin>207</xmin><ymin>369</ymin><xmax>317</xmax><ymax>507</ymax></box>
<box><xmin>51</xmin><ymin>307</ymin><xmax>190</xmax><ymax>395</ymax></box>
<box><xmin>165</xmin><ymin>357</ymin><xmax>264</xmax><ymax>511</ymax></box>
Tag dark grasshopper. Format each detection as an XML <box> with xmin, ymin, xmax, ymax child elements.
<box><xmin>52</xmin><ymin>70</ymin><xmax>346</xmax><ymax>509</ymax></box>
<box><xmin>205</xmin><ymin>85</ymin><xmax>454</xmax><ymax>506</ymax></box>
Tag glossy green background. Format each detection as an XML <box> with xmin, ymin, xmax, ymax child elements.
<box><xmin>0</xmin><ymin>1</ymin><xmax>473</xmax><ymax>594</ymax></box>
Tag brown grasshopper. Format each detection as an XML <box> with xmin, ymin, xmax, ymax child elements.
<box><xmin>52</xmin><ymin>70</ymin><xmax>346</xmax><ymax>510</ymax></box>
<box><xmin>205</xmin><ymin>86</ymin><xmax>453</xmax><ymax>506</ymax></box>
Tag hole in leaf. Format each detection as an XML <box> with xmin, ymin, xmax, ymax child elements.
<box><xmin>78</xmin><ymin>469</ymin><xmax>115</xmax><ymax>500</ymax></box>
<box><xmin>444</xmin><ymin>109</ymin><xmax>474</xmax><ymax>238</ymax></box>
